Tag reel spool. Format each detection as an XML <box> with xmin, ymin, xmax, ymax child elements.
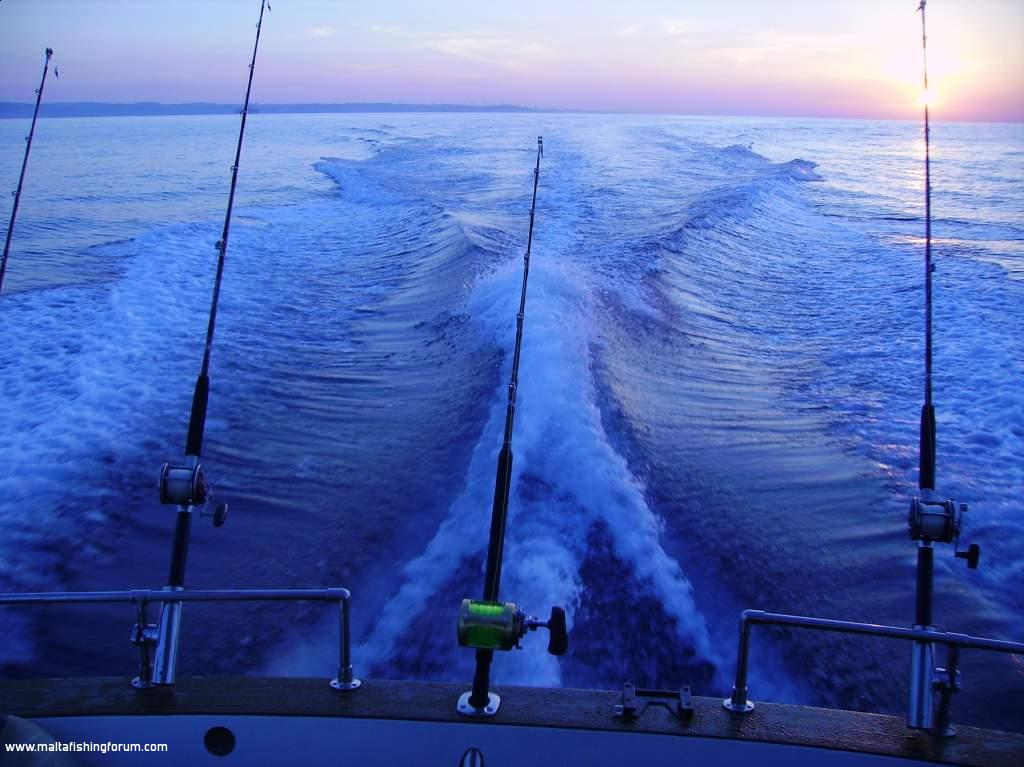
<box><xmin>908</xmin><ymin>498</ymin><xmax>961</xmax><ymax>543</ymax></box>
<box><xmin>457</xmin><ymin>599</ymin><xmax>568</xmax><ymax>656</ymax></box>
<box><xmin>158</xmin><ymin>462</ymin><xmax>208</xmax><ymax>507</ymax></box>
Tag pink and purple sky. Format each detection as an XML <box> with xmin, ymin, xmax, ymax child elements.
<box><xmin>1</xmin><ymin>0</ymin><xmax>1021</xmax><ymax>122</ymax></box>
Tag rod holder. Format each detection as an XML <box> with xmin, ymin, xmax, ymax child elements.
<box><xmin>907</xmin><ymin>633</ymin><xmax>935</xmax><ymax>729</ymax></box>
<box><xmin>152</xmin><ymin>588</ymin><xmax>185</xmax><ymax>685</ymax></box>
<box><xmin>130</xmin><ymin>596</ymin><xmax>156</xmax><ymax>689</ymax></box>
<box><xmin>932</xmin><ymin>645</ymin><xmax>961</xmax><ymax>737</ymax></box>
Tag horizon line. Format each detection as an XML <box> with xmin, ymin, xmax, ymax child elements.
<box><xmin>0</xmin><ymin>101</ymin><xmax>1020</xmax><ymax>125</ymax></box>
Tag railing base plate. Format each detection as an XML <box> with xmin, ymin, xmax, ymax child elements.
<box><xmin>723</xmin><ymin>698</ymin><xmax>755</xmax><ymax>714</ymax></box>
<box><xmin>457</xmin><ymin>691</ymin><xmax>500</xmax><ymax>717</ymax></box>
<box><xmin>331</xmin><ymin>678</ymin><xmax>362</xmax><ymax>692</ymax></box>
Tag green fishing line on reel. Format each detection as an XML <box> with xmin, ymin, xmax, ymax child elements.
<box><xmin>457</xmin><ymin>600</ymin><xmax>522</xmax><ymax>651</ymax></box>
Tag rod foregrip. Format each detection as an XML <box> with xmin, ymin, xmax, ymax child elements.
<box><xmin>185</xmin><ymin>374</ymin><xmax>210</xmax><ymax>458</ymax></box>
<box><xmin>919</xmin><ymin>404</ymin><xmax>936</xmax><ymax>491</ymax></box>
<box><xmin>483</xmin><ymin>445</ymin><xmax>514</xmax><ymax>601</ymax></box>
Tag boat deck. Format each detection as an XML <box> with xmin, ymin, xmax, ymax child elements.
<box><xmin>2</xmin><ymin>677</ymin><xmax>1021</xmax><ymax>765</ymax></box>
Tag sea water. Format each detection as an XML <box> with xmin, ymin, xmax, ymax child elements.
<box><xmin>0</xmin><ymin>113</ymin><xmax>1021</xmax><ymax>730</ymax></box>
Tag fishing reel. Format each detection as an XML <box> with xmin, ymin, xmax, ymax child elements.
<box><xmin>159</xmin><ymin>462</ymin><xmax>207</xmax><ymax>506</ymax></box>
<box><xmin>908</xmin><ymin>497</ymin><xmax>979</xmax><ymax>568</ymax></box>
<box><xmin>158</xmin><ymin>461</ymin><xmax>228</xmax><ymax>526</ymax></box>
<box><xmin>457</xmin><ymin>599</ymin><xmax>568</xmax><ymax>656</ymax></box>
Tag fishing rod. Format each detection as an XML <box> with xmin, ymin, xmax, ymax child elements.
<box><xmin>484</xmin><ymin>137</ymin><xmax>545</xmax><ymax>604</ymax></box>
<box><xmin>918</xmin><ymin>0</ymin><xmax>935</xmax><ymax>493</ymax></box>
<box><xmin>905</xmin><ymin>0</ymin><xmax>980</xmax><ymax>733</ymax></box>
<box><xmin>0</xmin><ymin>48</ymin><xmax>55</xmax><ymax>295</ymax></box>
<box><xmin>145</xmin><ymin>0</ymin><xmax>270</xmax><ymax>687</ymax></box>
<box><xmin>455</xmin><ymin>137</ymin><xmax>568</xmax><ymax>718</ymax></box>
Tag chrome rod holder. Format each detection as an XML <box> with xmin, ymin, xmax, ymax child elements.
<box><xmin>932</xmin><ymin>645</ymin><xmax>961</xmax><ymax>737</ymax></box>
<box><xmin>907</xmin><ymin>631</ymin><xmax>935</xmax><ymax>729</ymax></box>
<box><xmin>152</xmin><ymin>587</ymin><xmax>185</xmax><ymax>685</ymax></box>
<box><xmin>130</xmin><ymin>595</ymin><xmax>157</xmax><ymax>689</ymax></box>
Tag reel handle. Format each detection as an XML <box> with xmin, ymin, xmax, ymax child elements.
<box><xmin>955</xmin><ymin>543</ymin><xmax>980</xmax><ymax>569</ymax></box>
<box><xmin>525</xmin><ymin>606</ymin><xmax>568</xmax><ymax>656</ymax></box>
<box><xmin>545</xmin><ymin>606</ymin><xmax>568</xmax><ymax>656</ymax></box>
<box><xmin>201</xmin><ymin>502</ymin><xmax>229</xmax><ymax>528</ymax></box>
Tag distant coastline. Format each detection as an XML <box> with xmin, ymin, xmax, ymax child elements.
<box><xmin>0</xmin><ymin>102</ymin><xmax>552</xmax><ymax>119</ymax></box>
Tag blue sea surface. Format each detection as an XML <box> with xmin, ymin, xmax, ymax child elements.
<box><xmin>0</xmin><ymin>113</ymin><xmax>1021</xmax><ymax>730</ymax></box>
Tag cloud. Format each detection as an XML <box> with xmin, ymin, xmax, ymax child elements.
<box><xmin>420</xmin><ymin>34</ymin><xmax>554</xmax><ymax>68</ymax></box>
<box><xmin>614</xmin><ymin>19</ymin><xmax>696</xmax><ymax>40</ymax></box>
<box><xmin>369</xmin><ymin>24</ymin><xmax>406</xmax><ymax>37</ymax></box>
<box><xmin>661</xmin><ymin>18</ymin><xmax>695</xmax><ymax>37</ymax></box>
<box><xmin>305</xmin><ymin>26</ymin><xmax>336</xmax><ymax>39</ymax></box>
<box><xmin>705</xmin><ymin>30</ymin><xmax>857</xmax><ymax>66</ymax></box>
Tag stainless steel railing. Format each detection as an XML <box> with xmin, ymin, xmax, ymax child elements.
<box><xmin>0</xmin><ymin>588</ymin><xmax>360</xmax><ymax>691</ymax></box>
<box><xmin>724</xmin><ymin>609</ymin><xmax>1024</xmax><ymax>732</ymax></box>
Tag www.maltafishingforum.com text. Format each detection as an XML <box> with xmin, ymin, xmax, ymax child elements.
<box><xmin>6</xmin><ymin>740</ymin><xmax>169</xmax><ymax>754</ymax></box>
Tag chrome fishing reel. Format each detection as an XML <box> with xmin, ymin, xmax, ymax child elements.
<box><xmin>158</xmin><ymin>462</ymin><xmax>207</xmax><ymax>507</ymax></box>
<box><xmin>908</xmin><ymin>497</ymin><xmax>979</xmax><ymax>568</ymax></box>
<box><xmin>457</xmin><ymin>599</ymin><xmax>568</xmax><ymax>656</ymax></box>
<box><xmin>158</xmin><ymin>461</ymin><xmax>227</xmax><ymax>526</ymax></box>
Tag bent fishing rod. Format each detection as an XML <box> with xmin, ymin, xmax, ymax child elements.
<box><xmin>906</xmin><ymin>0</ymin><xmax>980</xmax><ymax>732</ymax></box>
<box><xmin>455</xmin><ymin>137</ymin><xmax>568</xmax><ymax>718</ymax></box>
<box><xmin>147</xmin><ymin>0</ymin><xmax>270</xmax><ymax>687</ymax></box>
<box><xmin>0</xmin><ymin>48</ymin><xmax>55</xmax><ymax>295</ymax></box>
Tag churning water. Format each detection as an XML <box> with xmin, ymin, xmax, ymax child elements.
<box><xmin>0</xmin><ymin>113</ymin><xmax>1021</xmax><ymax>730</ymax></box>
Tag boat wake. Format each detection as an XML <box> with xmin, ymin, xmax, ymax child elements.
<box><xmin>2</xmin><ymin>116</ymin><xmax>1021</xmax><ymax>729</ymax></box>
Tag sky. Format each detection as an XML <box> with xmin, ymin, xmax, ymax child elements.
<box><xmin>0</xmin><ymin>0</ymin><xmax>1021</xmax><ymax>122</ymax></box>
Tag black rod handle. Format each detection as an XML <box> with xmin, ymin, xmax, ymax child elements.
<box><xmin>919</xmin><ymin>404</ymin><xmax>936</xmax><ymax>491</ymax></box>
<box><xmin>482</xmin><ymin>445</ymin><xmax>513</xmax><ymax>601</ymax></box>
<box><xmin>167</xmin><ymin>509</ymin><xmax>194</xmax><ymax>587</ymax></box>
<box><xmin>468</xmin><ymin>649</ymin><xmax>493</xmax><ymax>708</ymax></box>
<box><xmin>185</xmin><ymin>374</ymin><xmax>210</xmax><ymax>458</ymax></box>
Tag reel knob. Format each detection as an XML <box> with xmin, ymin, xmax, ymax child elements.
<box><xmin>202</xmin><ymin>502</ymin><xmax>229</xmax><ymax>528</ymax></box>
<box><xmin>524</xmin><ymin>605</ymin><xmax>569</xmax><ymax>656</ymax></box>
<box><xmin>213</xmin><ymin>503</ymin><xmax>228</xmax><ymax>527</ymax></box>
<box><xmin>955</xmin><ymin>543</ymin><xmax>980</xmax><ymax>569</ymax></box>
<box><xmin>545</xmin><ymin>606</ymin><xmax>568</xmax><ymax>656</ymax></box>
